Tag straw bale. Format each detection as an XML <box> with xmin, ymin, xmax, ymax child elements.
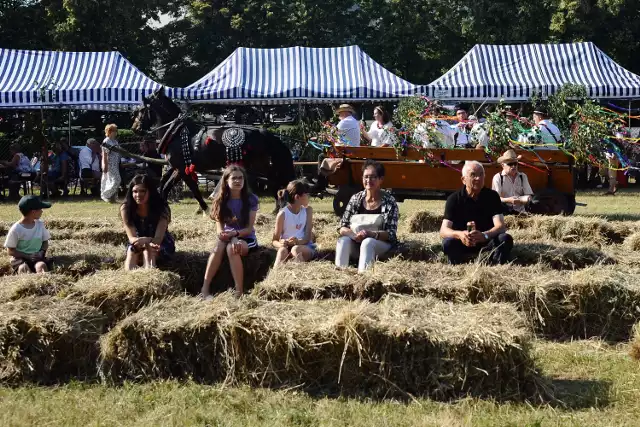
<box><xmin>99</xmin><ymin>295</ymin><xmax>539</xmax><ymax>399</ymax></box>
<box><xmin>255</xmin><ymin>261</ymin><xmax>640</xmax><ymax>341</ymax></box>
<box><xmin>47</xmin><ymin>240</ymin><xmax>124</xmax><ymax>277</ymax></box>
<box><xmin>510</xmin><ymin>241</ymin><xmax>615</xmax><ymax>269</ymax></box>
<box><xmin>70</xmin><ymin>270</ymin><xmax>183</xmax><ymax>324</ymax></box>
<box><xmin>45</xmin><ymin>219</ymin><xmax>116</xmax><ymax>231</ymax></box>
<box><xmin>0</xmin><ymin>296</ymin><xmax>106</xmax><ymax>384</ymax></box>
<box><xmin>631</xmin><ymin>322</ymin><xmax>640</xmax><ymax>361</ymax></box>
<box><xmin>163</xmin><ymin>241</ymin><xmax>276</xmax><ymax>295</ymax></box>
<box><xmin>0</xmin><ymin>274</ymin><xmax>74</xmax><ymax>303</ymax></box>
<box><xmin>625</xmin><ymin>232</ymin><xmax>640</xmax><ymax>251</ymax></box>
<box><xmin>504</xmin><ymin>215</ymin><xmax>626</xmax><ymax>245</ymax></box>
<box><xmin>99</xmin><ymin>294</ymin><xmax>242</xmax><ymax>383</ymax></box>
<box><xmin>407</xmin><ymin>211</ymin><xmax>443</xmax><ymax>233</ymax></box>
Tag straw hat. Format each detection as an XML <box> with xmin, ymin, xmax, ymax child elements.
<box><xmin>497</xmin><ymin>149</ymin><xmax>522</xmax><ymax>164</ymax></box>
<box><xmin>336</xmin><ymin>104</ymin><xmax>356</xmax><ymax>115</ymax></box>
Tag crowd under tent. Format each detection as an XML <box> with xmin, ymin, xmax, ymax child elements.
<box><xmin>422</xmin><ymin>42</ymin><xmax>640</xmax><ymax>102</ymax></box>
<box><xmin>0</xmin><ymin>49</ymin><xmax>174</xmax><ymax>111</ymax></box>
<box><xmin>178</xmin><ymin>45</ymin><xmax>418</xmax><ymax>104</ymax></box>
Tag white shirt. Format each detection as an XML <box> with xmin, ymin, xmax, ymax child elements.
<box><xmin>78</xmin><ymin>146</ymin><xmax>100</xmax><ymax>176</ymax></box>
<box><xmin>336</xmin><ymin>116</ymin><xmax>360</xmax><ymax>147</ymax></box>
<box><xmin>535</xmin><ymin>119</ymin><xmax>562</xmax><ymax>149</ymax></box>
<box><xmin>4</xmin><ymin>220</ymin><xmax>50</xmax><ymax>254</ymax></box>
<box><xmin>280</xmin><ymin>206</ymin><xmax>308</xmax><ymax>241</ymax></box>
<box><xmin>368</xmin><ymin>121</ymin><xmax>395</xmax><ymax>147</ymax></box>
<box><xmin>492</xmin><ymin>171</ymin><xmax>534</xmax><ymax>213</ymax></box>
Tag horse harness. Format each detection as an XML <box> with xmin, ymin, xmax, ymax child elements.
<box><xmin>154</xmin><ymin>113</ymin><xmax>247</xmax><ymax>180</ymax></box>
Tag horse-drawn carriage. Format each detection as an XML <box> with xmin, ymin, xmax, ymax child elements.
<box><xmin>323</xmin><ymin>146</ymin><xmax>576</xmax><ymax>217</ymax></box>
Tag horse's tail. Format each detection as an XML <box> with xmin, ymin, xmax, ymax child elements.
<box><xmin>261</xmin><ymin>129</ymin><xmax>296</xmax><ymax>185</ymax></box>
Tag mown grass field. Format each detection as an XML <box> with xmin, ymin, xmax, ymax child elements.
<box><xmin>1</xmin><ymin>189</ymin><xmax>640</xmax><ymax>426</ymax></box>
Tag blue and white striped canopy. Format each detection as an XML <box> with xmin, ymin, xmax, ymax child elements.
<box><xmin>424</xmin><ymin>42</ymin><xmax>640</xmax><ymax>101</ymax></box>
<box><xmin>0</xmin><ymin>49</ymin><xmax>173</xmax><ymax>110</ymax></box>
<box><xmin>180</xmin><ymin>46</ymin><xmax>417</xmax><ymax>104</ymax></box>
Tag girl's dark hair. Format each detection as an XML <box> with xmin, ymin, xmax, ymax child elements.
<box><xmin>121</xmin><ymin>174</ymin><xmax>166</xmax><ymax>227</ymax></box>
<box><xmin>277</xmin><ymin>179</ymin><xmax>310</xmax><ymax>206</ymax></box>
<box><xmin>211</xmin><ymin>165</ymin><xmax>253</xmax><ymax>226</ymax></box>
<box><xmin>374</xmin><ymin>106</ymin><xmax>391</xmax><ymax>124</ymax></box>
<box><xmin>362</xmin><ymin>159</ymin><xmax>385</xmax><ymax>178</ymax></box>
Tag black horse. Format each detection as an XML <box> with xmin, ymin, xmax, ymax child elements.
<box><xmin>130</xmin><ymin>87</ymin><xmax>296</xmax><ymax>213</ymax></box>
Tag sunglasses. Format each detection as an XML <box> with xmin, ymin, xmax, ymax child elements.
<box><xmin>505</xmin><ymin>162</ymin><xmax>518</xmax><ymax>167</ymax></box>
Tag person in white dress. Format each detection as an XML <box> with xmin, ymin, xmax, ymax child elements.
<box><xmin>101</xmin><ymin>124</ymin><xmax>122</xmax><ymax>203</ymax></box>
<box><xmin>335</xmin><ymin>104</ymin><xmax>360</xmax><ymax>147</ymax></box>
<box><xmin>363</xmin><ymin>106</ymin><xmax>396</xmax><ymax>147</ymax></box>
<box><xmin>272</xmin><ymin>180</ymin><xmax>316</xmax><ymax>266</ymax></box>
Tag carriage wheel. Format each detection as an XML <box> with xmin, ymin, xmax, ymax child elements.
<box><xmin>333</xmin><ymin>185</ymin><xmax>359</xmax><ymax>217</ymax></box>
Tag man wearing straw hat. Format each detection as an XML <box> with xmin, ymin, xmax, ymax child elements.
<box><xmin>492</xmin><ymin>149</ymin><xmax>533</xmax><ymax>214</ymax></box>
<box><xmin>335</xmin><ymin>104</ymin><xmax>361</xmax><ymax>147</ymax></box>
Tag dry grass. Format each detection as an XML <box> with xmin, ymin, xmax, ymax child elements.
<box><xmin>69</xmin><ymin>269</ymin><xmax>183</xmax><ymax>324</ymax></box>
<box><xmin>625</xmin><ymin>232</ymin><xmax>640</xmax><ymax>251</ymax></box>
<box><xmin>99</xmin><ymin>294</ymin><xmax>539</xmax><ymax>400</ymax></box>
<box><xmin>0</xmin><ymin>274</ymin><xmax>74</xmax><ymax>303</ymax></box>
<box><xmin>46</xmin><ymin>240</ymin><xmax>124</xmax><ymax>277</ymax></box>
<box><xmin>407</xmin><ymin>211</ymin><xmax>443</xmax><ymax>233</ymax></box>
<box><xmin>510</xmin><ymin>241</ymin><xmax>615</xmax><ymax>269</ymax></box>
<box><xmin>0</xmin><ymin>296</ymin><xmax>106</xmax><ymax>384</ymax></box>
<box><xmin>254</xmin><ymin>260</ymin><xmax>640</xmax><ymax>341</ymax></box>
<box><xmin>505</xmin><ymin>215</ymin><xmax>627</xmax><ymax>245</ymax></box>
<box><xmin>69</xmin><ymin>270</ymin><xmax>183</xmax><ymax>325</ymax></box>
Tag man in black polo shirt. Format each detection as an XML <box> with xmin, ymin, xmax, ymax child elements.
<box><xmin>440</xmin><ymin>160</ymin><xmax>513</xmax><ymax>264</ymax></box>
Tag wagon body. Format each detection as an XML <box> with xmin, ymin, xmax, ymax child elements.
<box><xmin>326</xmin><ymin>147</ymin><xmax>575</xmax><ymax>215</ymax></box>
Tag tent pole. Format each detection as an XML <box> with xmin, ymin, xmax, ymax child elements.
<box><xmin>68</xmin><ymin>109</ymin><xmax>71</xmax><ymax>144</ymax></box>
<box><xmin>629</xmin><ymin>100</ymin><xmax>632</xmax><ymax>130</ymax></box>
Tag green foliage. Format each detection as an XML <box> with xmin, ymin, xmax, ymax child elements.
<box><xmin>482</xmin><ymin>103</ymin><xmax>519</xmax><ymax>154</ymax></box>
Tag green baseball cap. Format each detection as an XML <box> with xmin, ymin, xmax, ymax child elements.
<box><xmin>18</xmin><ymin>195</ymin><xmax>51</xmax><ymax>212</ymax></box>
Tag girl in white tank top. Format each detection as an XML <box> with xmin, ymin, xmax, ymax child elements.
<box><xmin>273</xmin><ymin>180</ymin><xmax>316</xmax><ymax>267</ymax></box>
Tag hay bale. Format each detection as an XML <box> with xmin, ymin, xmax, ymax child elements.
<box><xmin>165</xmin><ymin>242</ymin><xmax>276</xmax><ymax>295</ymax></box>
<box><xmin>532</xmin><ymin>266</ymin><xmax>640</xmax><ymax>341</ymax></box>
<box><xmin>99</xmin><ymin>295</ymin><xmax>539</xmax><ymax>400</ymax></box>
<box><xmin>99</xmin><ymin>294</ymin><xmax>242</xmax><ymax>383</ymax></box>
<box><xmin>0</xmin><ymin>296</ymin><xmax>106</xmax><ymax>384</ymax></box>
<box><xmin>47</xmin><ymin>240</ymin><xmax>124</xmax><ymax>277</ymax></box>
<box><xmin>0</xmin><ymin>274</ymin><xmax>74</xmax><ymax>303</ymax></box>
<box><xmin>631</xmin><ymin>323</ymin><xmax>640</xmax><ymax>361</ymax></box>
<box><xmin>505</xmin><ymin>215</ymin><xmax>625</xmax><ymax>245</ymax></box>
<box><xmin>70</xmin><ymin>270</ymin><xmax>183</xmax><ymax>324</ymax></box>
<box><xmin>407</xmin><ymin>211</ymin><xmax>443</xmax><ymax>233</ymax></box>
<box><xmin>255</xmin><ymin>261</ymin><xmax>640</xmax><ymax>341</ymax></box>
<box><xmin>625</xmin><ymin>232</ymin><xmax>640</xmax><ymax>251</ymax></box>
<box><xmin>44</xmin><ymin>219</ymin><xmax>116</xmax><ymax>231</ymax></box>
<box><xmin>511</xmin><ymin>241</ymin><xmax>615</xmax><ymax>269</ymax></box>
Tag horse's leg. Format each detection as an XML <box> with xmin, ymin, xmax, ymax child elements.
<box><xmin>183</xmin><ymin>173</ymin><xmax>209</xmax><ymax>216</ymax></box>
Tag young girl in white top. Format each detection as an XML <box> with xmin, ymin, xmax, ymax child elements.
<box><xmin>272</xmin><ymin>180</ymin><xmax>315</xmax><ymax>266</ymax></box>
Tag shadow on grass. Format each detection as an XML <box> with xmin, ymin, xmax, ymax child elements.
<box><xmin>546</xmin><ymin>378</ymin><xmax>612</xmax><ymax>409</ymax></box>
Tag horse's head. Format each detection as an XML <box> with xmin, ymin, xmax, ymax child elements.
<box><xmin>131</xmin><ymin>87</ymin><xmax>180</xmax><ymax>134</ymax></box>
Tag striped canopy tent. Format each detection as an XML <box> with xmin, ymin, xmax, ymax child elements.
<box><xmin>180</xmin><ymin>45</ymin><xmax>417</xmax><ymax>104</ymax></box>
<box><xmin>423</xmin><ymin>42</ymin><xmax>640</xmax><ymax>101</ymax></box>
<box><xmin>0</xmin><ymin>49</ymin><xmax>174</xmax><ymax>111</ymax></box>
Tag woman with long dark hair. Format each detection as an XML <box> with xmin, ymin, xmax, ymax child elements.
<box><xmin>201</xmin><ymin>165</ymin><xmax>259</xmax><ymax>298</ymax></box>
<box><xmin>120</xmin><ymin>174</ymin><xmax>175</xmax><ymax>270</ymax></box>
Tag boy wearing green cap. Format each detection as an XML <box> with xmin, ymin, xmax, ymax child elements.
<box><xmin>4</xmin><ymin>195</ymin><xmax>52</xmax><ymax>274</ymax></box>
